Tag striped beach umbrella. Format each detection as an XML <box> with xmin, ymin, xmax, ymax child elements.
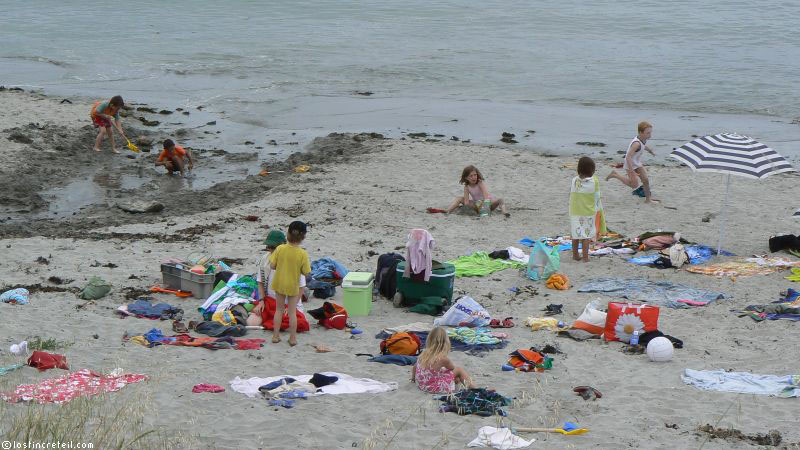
<box><xmin>670</xmin><ymin>133</ymin><xmax>794</xmax><ymax>179</ymax></box>
<box><xmin>670</xmin><ymin>133</ymin><xmax>796</xmax><ymax>254</ymax></box>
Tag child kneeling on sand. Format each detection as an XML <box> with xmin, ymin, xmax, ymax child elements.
<box><xmin>569</xmin><ymin>156</ymin><xmax>606</xmax><ymax>262</ymax></box>
<box><xmin>446</xmin><ymin>165</ymin><xmax>509</xmax><ymax>217</ymax></box>
<box><xmin>411</xmin><ymin>327</ymin><xmax>475</xmax><ymax>394</ymax></box>
<box><xmin>269</xmin><ymin>221</ymin><xmax>311</xmax><ymax>346</ymax></box>
<box><xmin>155</xmin><ymin>139</ymin><xmax>194</xmax><ymax>177</ymax></box>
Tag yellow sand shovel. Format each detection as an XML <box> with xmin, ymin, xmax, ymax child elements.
<box><xmin>515</xmin><ymin>422</ymin><xmax>588</xmax><ymax>435</ymax></box>
<box><xmin>126</xmin><ymin>138</ymin><xmax>140</xmax><ymax>153</ymax></box>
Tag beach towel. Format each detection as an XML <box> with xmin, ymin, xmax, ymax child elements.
<box><xmin>27</xmin><ymin>351</ymin><xmax>69</xmax><ymax>372</ymax></box>
<box><xmin>682</xmin><ymin>369</ymin><xmax>800</xmax><ymax>398</ymax></box>
<box><xmin>688</xmin><ymin>257</ymin><xmax>800</xmax><ymax>278</ymax></box>
<box><xmin>1</xmin><ymin>369</ymin><xmax>147</xmax><ymax>404</ymax></box>
<box><xmin>577</xmin><ymin>278</ymin><xmax>728</xmax><ymax>309</ymax></box>
<box><xmin>447</xmin><ymin>252</ymin><xmax>524</xmax><ymax>278</ymax></box>
<box><xmin>229</xmin><ymin>372</ymin><xmax>397</xmax><ymax>398</ymax></box>
<box><xmin>468</xmin><ymin>427</ymin><xmax>535</xmax><ymax>449</ymax></box>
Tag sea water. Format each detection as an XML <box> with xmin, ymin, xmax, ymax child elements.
<box><xmin>2</xmin><ymin>0</ymin><xmax>799</xmax><ymax>156</ymax></box>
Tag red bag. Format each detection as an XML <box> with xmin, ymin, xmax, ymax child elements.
<box><xmin>603</xmin><ymin>302</ymin><xmax>659</xmax><ymax>342</ymax></box>
<box><xmin>260</xmin><ymin>297</ymin><xmax>310</xmax><ymax>332</ymax></box>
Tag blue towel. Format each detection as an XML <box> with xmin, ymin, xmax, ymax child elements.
<box><xmin>311</xmin><ymin>257</ymin><xmax>349</xmax><ymax>279</ymax></box>
<box><xmin>368</xmin><ymin>355</ymin><xmax>418</xmax><ymax>366</ymax></box>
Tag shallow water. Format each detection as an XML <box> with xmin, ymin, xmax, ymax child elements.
<box><xmin>3</xmin><ymin>0</ymin><xmax>799</xmax><ymax>117</ymax></box>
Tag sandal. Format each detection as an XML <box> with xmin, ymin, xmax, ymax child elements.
<box><xmin>501</xmin><ymin>317</ymin><xmax>515</xmax><ymax>328</ymax></box>
<box><xmin>272</xmin><ymin>335</ymin><xmax>281</xmax><ymax>344</ymax></box>
<box><xmin>172</xmin><ymin>320</ymin><xmax>189</xmax><ymax>333</ymax></box>
<box><xmin>488</xmin><ymin>319</ymin><xmax>502</xmax><ymax>328</ymax></box>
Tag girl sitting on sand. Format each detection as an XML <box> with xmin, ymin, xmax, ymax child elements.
<box><xmin>446</xmin><ymin>165</ymin><xmax>509</xmax><ymax>217</ymax></box>
<box><xmin>90</xmin><ymin>95</ymin><xmax>128</xmax><ymax>153</ymax></box>
<box><xmin>606</xmin><ymin>121</ymin><xmax>658</xmax><ymax>203</ymax></box>
<box><xmin>411</xmin><ymin>327</ymin><xmax>475</xmax><ymax>394</ymax></box>
<box><xmin>570</xmin><ymin>156</ymin><xmax>606</xmax><ymax>262</ymax></box>
<box><xmin>269</xmin><ymin>221</ymin><xmax>311</xmax><ymax>346</ymax></box>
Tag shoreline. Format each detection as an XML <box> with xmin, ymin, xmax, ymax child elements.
<box><xmin>5</xmin><ymin>85</ymin><xmax>800</xmax><ymax>165</ymax></box>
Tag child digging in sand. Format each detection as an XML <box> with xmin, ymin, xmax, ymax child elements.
<box><xmin>90</xmin><ymin>95</ymin><xmax>127</xmax><ymax>153</ymax></box>
<box><xmin>606</xmin><ymin>121</ymin><xmax>658</xmax><ymax>203</ymax></box>
<box><xmin>570</xmin><ymin>156</ymin><xmax>606</xmax><ymax>262</ymax></box>
<box><xmin>411</xmin><ymin>327</ymin><xmax>475</xmax><ymax>394</ymax></box>
<box><xmin>269</xmin><ymin>221</ymin><xmax>311</xmax><ymax>346</ymax></box>
<box><xmin>446</xmin><ymin>165</ymin><xmax>509</xmax><ymax>217</ymax></box>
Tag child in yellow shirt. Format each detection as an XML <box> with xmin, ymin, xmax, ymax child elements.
<box><xmin>269</xmin><ymin>221</ymin><xmax>311</xmax><ymax>346</ymax></box>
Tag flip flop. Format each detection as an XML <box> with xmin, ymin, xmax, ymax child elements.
<box><xmin>172</xmin><ymin>320</ymin><xmax>189</xmax><ymax>333</ymax></box>
<box><xmin>501</xmin><ymin>317</ymin><xmax>515</xmax><ymax>328</ymax></box>
<box><xmin>488</xmin><ymin>319</ymin><xmax>502</xmax><ymax>328</ymax></box>
<box><xmin>573</xmin><ymin>385</ymin><xmax>603</xmax><ymax>400</ymax></box>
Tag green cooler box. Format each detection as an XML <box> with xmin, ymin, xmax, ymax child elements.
<box><xmin>393</xmin><ymin>261</ymin><xmax>455</xmax><ymax>308</ymax></box>
<box><xmin>342</xmin><ymin>272</ymin><xmax>375</xmax><ymax>316</ymax></box>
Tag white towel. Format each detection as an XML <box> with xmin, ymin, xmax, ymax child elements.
<box><xmin>230</xmin><ymin>372</ymin><xmax>398</xmax><ymax>398</ymax></box>
<box><xmin>468</xmin><ymin>427</ymin><xmax>534</xmax><ymax>449</ymax></box>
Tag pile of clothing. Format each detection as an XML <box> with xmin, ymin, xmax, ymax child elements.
<box><xmin>198</xmin><ymin>274</ymin><xmax>259</xmax><ymax>320</ymax></box>
<box><xmin>437</xmin><ymin>388</ymin><xmax>512</xmax><ymax>416</ymax></box>
<box><xmin>127</xmin><ymin>328</ymin><xmax>264</xmax><ymax>350</ymax></box>
<box><xmin>117</xmin><ymin>298</ymin><xmax>184</xmax><ymax>321</ymax></box>
<box><xmin>738</xmin><ymin>289</ymin><xmax>800</xmax><ymax>321</ymax></box>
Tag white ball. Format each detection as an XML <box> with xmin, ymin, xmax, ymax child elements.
<box><xmin>646</xmin><ymin>336</ymin><xmax>674</xmax><ymax>362</ymax></box>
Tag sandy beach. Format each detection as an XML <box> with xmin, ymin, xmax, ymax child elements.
<box><xmin>1</xmin><ymin>90</ymin><xmax>799</xmax><ymax>449</ymax></box>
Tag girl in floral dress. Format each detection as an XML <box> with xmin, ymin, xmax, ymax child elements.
<box><xmin>411</xmin><ymin>327</ymin><xmax>474</xmax><ymax>394</ymax></box>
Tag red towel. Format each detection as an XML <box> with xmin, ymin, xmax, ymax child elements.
<box><xmin>261</xmin><ymin>297</ymin><xmax>310</xmax><ymax>332</ymax></box>
<box><xmin>192</xmin><ymin>383</ymin><xmax>225</xmax><ymax>393</ymax></box>
<box><xmin>426</xmin><ymin>207</ymin><xmax>447</xmax><ymax>214</ymax></box>
<box><xmin>27</xmin><ymin>351</ymin><xmax>69</xmax><ymax>372</ymax></box>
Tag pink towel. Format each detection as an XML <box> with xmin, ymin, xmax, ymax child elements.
<box><xmin>403</xmin><ymin>229</ymin><xmax>434</xmax><ymax>282</ymax></box>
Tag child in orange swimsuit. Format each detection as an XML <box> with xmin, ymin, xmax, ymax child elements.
<box><xmin>90</xmin><ymin>95</ymin><xmax>127</xmax><ymax>153</ymax></box>
<box><xmin>411</xmin><ymin>327</ymin><xmax>474</xmax><ymax>394</ymax></box>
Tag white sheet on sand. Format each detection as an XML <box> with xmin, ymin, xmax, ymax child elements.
<box><xmin>383</xmin><ymin>321</ymin><xmax>434</xmax><ymax>334</ymax></box>
<box><xmin>230</xmin><ymin>372</ymin><xmax>398</xmax><ymax>398</ymax></box>
<box><xmin>468</xmin><ymin>427</ymin><xmax>534</xmax><ymax>449</ymax></box>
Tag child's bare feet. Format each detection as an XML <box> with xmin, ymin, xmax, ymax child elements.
<box><xmin>605</xmin><ymin>171</ymin><xmax>615</xmax><ymax>181</ymax></box>
<box><xmin>93</xmin><ymin>147</ymin><xmax>101</xmax><ymax>152</ymax></box>
<box><xmin>288</xmin><ymin>337</ymin><xmax>297</xmax><ymax>347</ymax></box>
<box><xmin>572</xmin><ymin>255</ymin><xmax>581</xmax><ymax>261</ymax></box>
<box><xmin>271</xmin><ymin>335</ymin><xmax>281</xmax><ymax>343</ymax></box>
<box><xmin>111</xmin><ymin>147</ymin><xmax>120</xmax><ymax>154</ymax></box>
<box><xmin>582</xmin><ymin>257</ymin><xmax>590</xmax><ymax>263</ymax></box>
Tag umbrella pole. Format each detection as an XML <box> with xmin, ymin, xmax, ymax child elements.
<box><xmin>718</xmin><ymin>174</ymin><xmax>731</xmax><ymax>256</ymax></box>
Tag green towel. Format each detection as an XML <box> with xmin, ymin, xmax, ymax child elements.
<box><xmin>0</xmin><ymin>363</ymin><xmax>24</xmax><ymax>376</ymax></box>
<box><xmin>446</xmin><ymin>252</ymin><xmax>525</xmax><ymax>278</ymax></box>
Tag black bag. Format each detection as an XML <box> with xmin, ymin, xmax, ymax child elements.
<box><xmin>376</xmin><ymin>253</ymin><xmax>404</xmax><ymax>299</ymax></box>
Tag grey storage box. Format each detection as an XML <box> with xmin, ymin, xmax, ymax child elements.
<box><xmin>161</xmin><ymin>263</ymin><xmax>215</xmax><ymax>299</ymax></box>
